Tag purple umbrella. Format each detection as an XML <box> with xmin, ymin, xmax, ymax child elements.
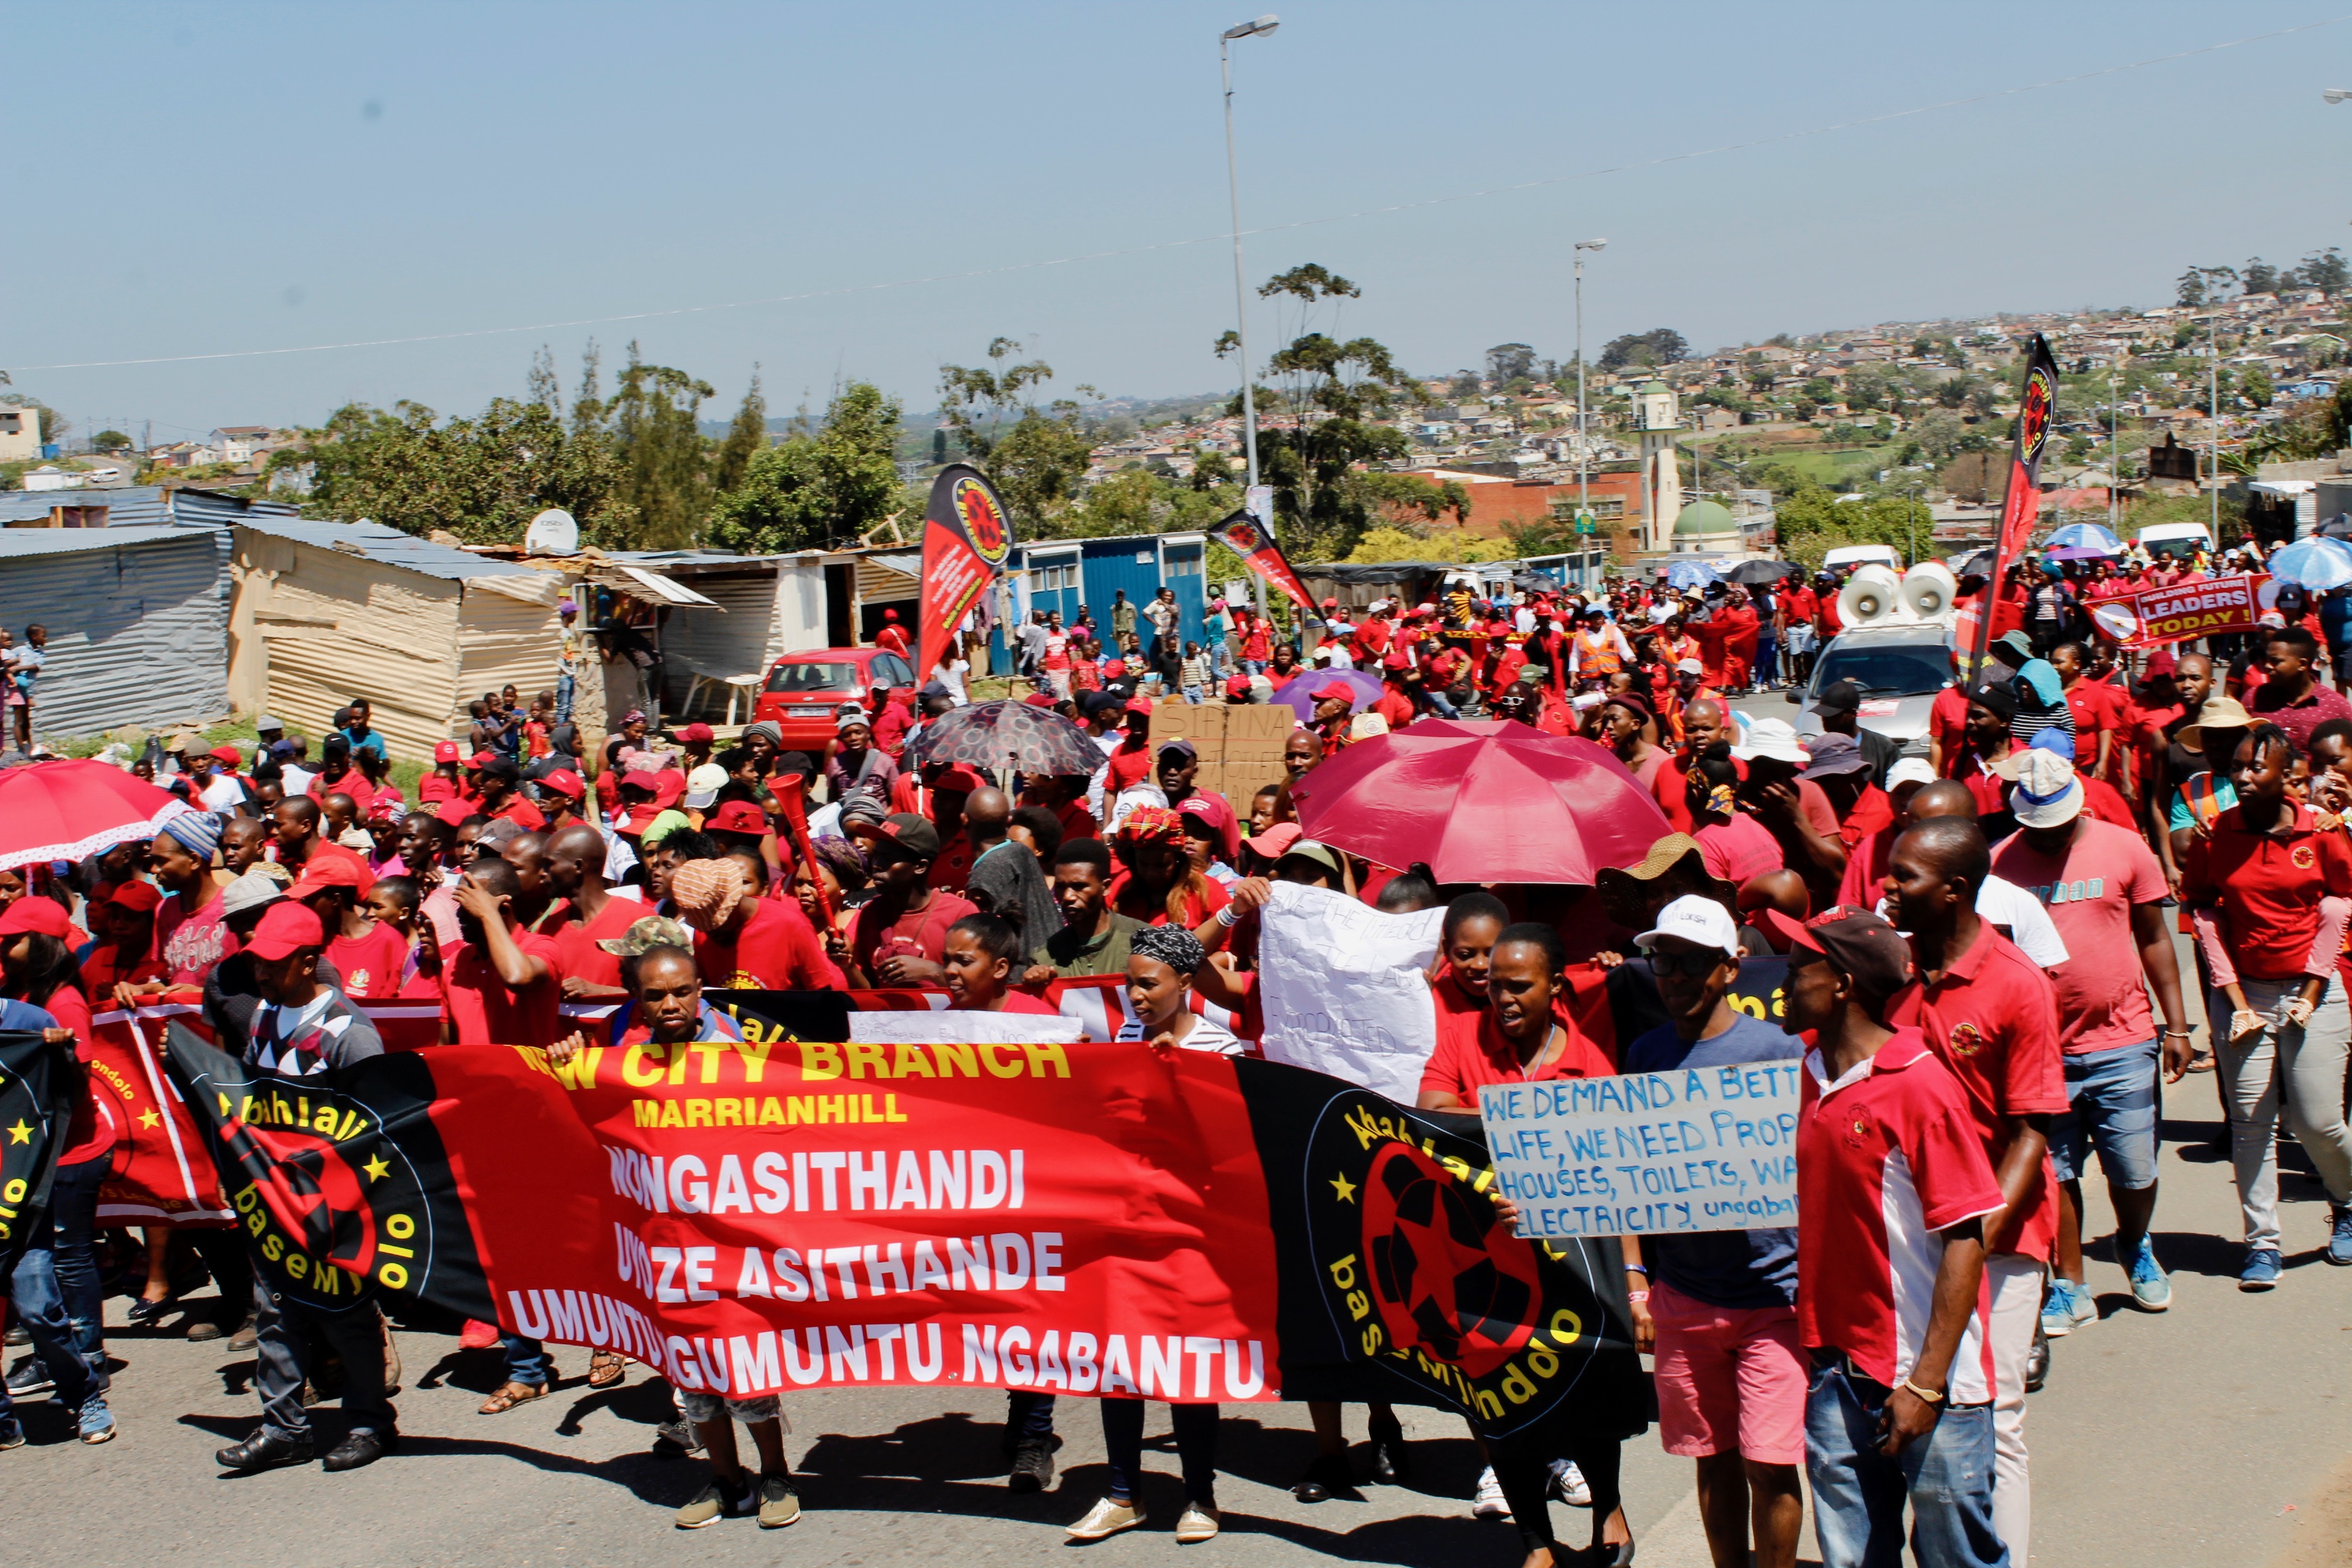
<box><xmin>1273</xmin><ymin>668</ymin><xmax>1383</xmax><ymax>723</ymax></box>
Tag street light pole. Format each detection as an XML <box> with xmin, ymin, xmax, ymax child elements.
<box><xmin>1574</xmin><ymin>238</ymin><xmax>1607</xmax><ymax>589</ymax></box>
<box><xmin>1220</xmin><ymin>14</ymin><xmax>1278</xmax><ymax>621</ymax></box>
<box><xmin>2209</xmin><ymin>312</ymin><xmax>2221</xmax><ymax>545</ymax></box>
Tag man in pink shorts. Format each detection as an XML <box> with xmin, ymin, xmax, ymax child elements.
<box><xmin>1623</xmin><ymin>896</ymin><xmax>1807</xmax><ymax>1568</ymax></box>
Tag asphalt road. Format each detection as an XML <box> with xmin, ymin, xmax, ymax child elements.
<box><xmin>7</xmin><ymin>944</ymin><xmax>2350</xmax><ymax>1567</ymax></box>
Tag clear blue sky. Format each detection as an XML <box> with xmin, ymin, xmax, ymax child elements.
<box><xmin>10</xmin><ymin>1</ymin><xmax>2351</xmax><ymax>440</ymax></box>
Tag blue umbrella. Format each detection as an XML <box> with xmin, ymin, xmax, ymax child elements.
<box><xmin>2044</xmin><ymin>522</ymin><xmax>2121</xmax><ymax>553</ymax></box>
<box><xmin>1665</xmin><ymin>559</ymin><xmax>1720</xmax><ymax>591</ymax></box>
<box><xmin>2266</xmin><ymin>536</ymin><xmax>2352</xmax><ymax>591</ymax></box>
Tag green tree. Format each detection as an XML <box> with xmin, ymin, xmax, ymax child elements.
<box><xmin>1598</xmin><ymin>328</ymin><xmax>1688</xmax><ymax>370</ymax></box>
<box><xmin>1772</xmin><ymin>485</ymin><xmax>1929</xmax><ymax>570</ymax></box>
<box><xmin>712</xmin><ymin>372</ymin><xmax>767</xmax><ymax>496</ymax></box>
<box><xmin>93</xmin><ymin>429</ymin><xmax>131</xmax><ymax>452</ymax></box>
<box><xmin>278</xmin><ymin>390</ymin><xmax>635</xmax><ymax>546</ymax></box>
<box><xmin>2242</xmin><ymin>363</ymin><xmax>2275</xmax><ymax>409</ymax></box>
<box><xmin>609</xmin><ymin>344</ymin><xmax>715</xmax><ymax>550</ymax></box>
<box><xmin>708</xmin><ymin>380</ymin><xmax>903</xmax><ymax>553</ymax></box>
<box><xmin>989</xmin><ymin>405</ymin><xmax>1096</xmax><ymax>527</ymax></box>
<box><xmin>2242</xmin><ymin>257</ymin><xmax>2281</xmax><ymax>296</ymax></box>
<box><xmin>938</xmin><ymin>337</ymin><xmax>1054</xmax><ymax>459</ymax></box>
<box><xmin>2291</xmin><ymin>246</ymin><xmax>2349</xmax><ymax>296</ymax></box>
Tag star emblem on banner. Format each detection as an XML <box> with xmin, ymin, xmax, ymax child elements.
<box><xmin>137</xmin><ymin>1109</ymin><xmax>161</xmax><ymax>1130</ymax></box>
<box><xmin>363</xmin><ymin>1154</ymin><xmax>391</xmax><ymax>1183</ymax></box>
<box><xmin>6</xmin><ymin>1120</ymin><xmax>31</xmax><ymax>1145</ymax></box>
<box><xmin>1329</xmin><ymin>1171</ymin><xmax>1358</xmax><ymax>1204</ymax></box>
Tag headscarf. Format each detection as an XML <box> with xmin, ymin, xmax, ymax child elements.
<box><xmin>155</xmin><ymin>809</ymin><xmax>223</xmax><ymax>862</ymax></box>
<box><xmin>1116</xmin><ymin>804</ymin><xmax>1185</xmax><ymax>847</ymax></box>
<box><xmin>1130</xmin><ymin>922</ymin><xmax>1205</xmax><ymax>976</ymax></box>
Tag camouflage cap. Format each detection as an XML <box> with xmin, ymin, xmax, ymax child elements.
<box><xmin>595</xmin><ymin>914</ymin><xmax>697</xmax><ymax>958</ymax></box>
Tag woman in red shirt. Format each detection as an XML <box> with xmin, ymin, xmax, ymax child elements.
<box><xmin>941</xmin><ymin>914</ymin><xmax>1060</xmax><ymax>1013</ymax></box>
<box><xmin>1108</xmin><ymin>806</ymin><xmax>1229</xmax><ymax>927</ymax></box>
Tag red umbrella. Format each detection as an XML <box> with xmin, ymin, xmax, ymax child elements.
<box><xmin>1289</xmin><ymin>719</ymin><xmax>1671</xmax><ymax>884</ymax></box>
<box><xmin>0</xmin><ymin>758</ymin><xmax>195</xmax><ymax>871</ymax></box>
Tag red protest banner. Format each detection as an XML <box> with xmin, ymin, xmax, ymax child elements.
<box><xmin>88</xmin><ymin>1005</ymin><xmax>231</xmax><ymax>1226</ymax></box>
<box><xmin>1213</xmin><ymin>508</ymin><xmax>1315</xmax><ymax>612</ymax></box>
<box><xmin>916</xmin><ymin>466</ymin><xmax>1015</xmax><ymax>690</ymax></box>
<box><xmin>2087</xmin><ymin>572</ymin><xmax>2270</xmax><ymax>649</ymax></box>
<box><xmin>163</xmin><ymin>1019</ymin><xmax>1646</xmax><ymax>1437</ymax></box>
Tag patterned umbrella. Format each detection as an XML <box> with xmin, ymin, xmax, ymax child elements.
<box><xmin>0</xmin><ymin>758</ymin><xmax>193</xmax><ymax>871</ymax></box>
<box><xmin>901</xmin><ymin>699</ymin><xmax>1104</xmax><ymax>778</ymax></box>
<box><xmin>2268</xmin><ymin>536</ymin><xmax>2352</xmax><ymax>591</ymax></box>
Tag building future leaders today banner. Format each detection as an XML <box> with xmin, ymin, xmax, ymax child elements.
<box><xmin>163</xmin><ymin>1013</ymin><xmax>1647</xmax><ymax>1441</ymax></box>
<box><xmin>917</xmin><ymin>463</ymin><xmax>1016</xmax><ymax>688</ymax></box>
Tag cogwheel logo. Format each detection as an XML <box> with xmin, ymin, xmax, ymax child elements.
<box><xmin>1362</xmin><ymin>1141</ymin><xmax>1539</xmax><ymax>1379</ymax></box>
<box><xmin>2017</xmin><ymin>367</ymin><xmax>2054</xmax><ymax>462</ymax></box>
<box><xmin>953</xmin><ymin>478</ymin><xmax>1011</xmax><ymax>566</ymax></box>
<box><xmin>1225</xmin><ymin>520</ymin><xmax>1260</xmax><ymax>552</ymax></box>
<box><xmin>2293</xmin><ymin>843</ymin><xmax>2318</xmax><ymax>871</ymax></box>
<box><xmin>1948</xmin><ymin>1022</ymin><xmax>1985</xmax><ymax>1059</ymax></box>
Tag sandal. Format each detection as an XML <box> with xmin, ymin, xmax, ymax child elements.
<box><xmin>587</xmin><ymin>1350</ymin><xmax>627</xmax><ymax>1388</ymax></box>
<box><xmin>478</xmin><ymin>1381</ymin><xmax>549</xmax><ymax>1415</ymax></box>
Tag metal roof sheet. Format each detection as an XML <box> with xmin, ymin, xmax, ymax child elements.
<box><xmin>0</xmin><ymin>525</ymin><xmax>193</xmax><ymax>558</ymax></box>
<box><xmin>232</xmin><ymin>513</ymin><xmax>544</xmax><ymax>580</ymax></box>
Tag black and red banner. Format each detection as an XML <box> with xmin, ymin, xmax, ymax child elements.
<box><xmin>163</xmin><ymin>1004</ymin><xmax>1646</xmax><ymax>1441</ymax></box>
<box><xmin>1215</xmin><ymin>507</ymin><xmax>1316</xmax><ymax>613</ymax></box>
<box><xmin>1970</xmin><ymin>333</ymin><xmax>2059</xmax><ymax>678</ymax></box>
<box><xmin>0</xmin><ymin>1030</ymin><xmax>74</xmax><ymax>1276</ymax></box>
<box><xmin>917</xmin><ymin>464</ymin><xmax>1016</xmax><ymax>691</ymax></box>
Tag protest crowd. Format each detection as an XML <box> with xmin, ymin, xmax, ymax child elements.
<box><xmin>3</xmin><ymin>504</ymin><xmax>2350</xmax><ymax>1568</ymax></box>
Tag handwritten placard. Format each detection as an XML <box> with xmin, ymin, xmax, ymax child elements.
<box><xmin>1476</xmin><ymin>1064</ymin><xmax>1801</xmax><ymax>1238</ymax></box>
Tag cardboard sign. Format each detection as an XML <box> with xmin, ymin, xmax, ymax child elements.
<box><xmin>1476</xmin><ymin>1062</ymin><xmax>1802</xmax><ymax>1239</ymax></box>
<box><xmin>1149</xmin><ymin>699</ymin><xmax>1296</xmax><ymax>809</ymax></box>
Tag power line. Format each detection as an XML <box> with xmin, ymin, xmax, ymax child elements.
<box><xmin>7</xmin><ymin>13</ymin><xmax>2347</xmax><ymax>377</ymax></box>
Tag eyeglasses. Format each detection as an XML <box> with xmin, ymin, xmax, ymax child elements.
<box><xmin>1648</xmin><ymin>948</ymin><xmax>1733</xmax><ymax>977</ymax></box>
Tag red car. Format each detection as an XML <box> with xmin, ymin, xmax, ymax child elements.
<box><xmin>751</xmin><ymin>647</ymin><xmax>919</xmax><ymax>750</ymax></box>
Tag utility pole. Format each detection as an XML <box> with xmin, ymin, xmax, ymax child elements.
<box><xmin>1573</xmin><ymin>238</ymin><xmax>1607</xmax><ymax>590</ymax></box>
<box><xmin>2209</xmin><ymin>312</ymin><xmax>2221</xmax><ymax>545</ymax></box>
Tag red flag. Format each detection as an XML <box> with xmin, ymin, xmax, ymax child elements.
<box><xmin>88</xmin><ymin>1004</ymin><xmax>231</xmax><ymax>1226</ymax></box>
<box><xmin>1969</xmin><ymin>334</ymin><xmax>2059</xmax><ymax>679</ymax></box>
<box><xmin>1213</xmin><ymin>508</ymin><xmax>1314</xmax><ymax>612</ymax></box>
<box><xmin>916</xmin><ymin>465</ymin><xmax>1015</xmax><ymax>689</ymax></box>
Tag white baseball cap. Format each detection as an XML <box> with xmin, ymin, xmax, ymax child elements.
<box><xmin>1634</xmin><ymin>894</ymin><xmax>1742</xmax><ymax>962</ymax></box>
<box><xmin>1886</xmin><ymin>757</ymin><xmax>1938</xmax><ymax>790</ymax></box>
<box><xmin>683</xmin><ymin>762</ymin><xmax>730</xmax><ymax>811</ymax></box>
<box><xmin>1676</xmin><ymin>657</ymin><xmax>1705</xmax><ymax>676</ymax></box>
<box><xmin>1732</xmin><ymin>716</ymin><xmax>1811</xmax><ymax>766</ymax></box>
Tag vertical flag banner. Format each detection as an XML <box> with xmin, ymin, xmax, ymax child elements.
<box><xmin>917</xmin><ymin>464</ymin><xmax>1017</xmax><ymax>687</ymax></box>
<box><xmin>1969</xmin><ymin>333</ymin><xmax>2059</xmax><ymax>678</ymax></box>
<box><xmin>1215</xmin><ymin>507</ymin><xmax>1316</xmax><ymax>612</ymax></box>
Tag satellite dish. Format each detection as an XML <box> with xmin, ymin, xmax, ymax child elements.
<box><xmin>525</xmin><ymin>508</ymin><xmax>579</xmax><ymax>555</ymax></box>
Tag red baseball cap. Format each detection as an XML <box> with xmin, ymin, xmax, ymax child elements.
<box><xmin>436</xmin><ymin>798</ymin><xmax>474</xmax><ymax>827</ymax></box>
<box><xmin>434</xmin><ymin>740</ymin><xmax>463</xmax><ymax>764</ymax></box>
<box><xmin>1124</xmin><ymin>698</ymin><xmax>1156</xmax><ymax>717</ymax></box>
<box><xmin>1313</xmin><ymin>681</ymin><xmax>1356</xmax><ymax>702</ymax></box>
<box><xmin>649</xmin><ymin>770</ymin><xmax>689</xmax><ymax>808</ymax></box>
<box><xmin>289</xmin><ymin>858</ymin><xmax>365</xmax><ymax>897</ymax></box>
<box><xmin>108</xmin><ymin>881</ymin><xmax>163</xmax><ymax>914</ymax></box>
<box><xmin>209</xmin><ymin>745</ymin><xmax>242</xmax><ymax>766</ymax></box>
<box><xmin>245</xmin><ymin>902</ymin><xmax>326</xmax><ymax>962</ymax></box>
<box><xmin>674</xmin><ymin>722</ymin><xmax>714</xmax><ymax>744</ymax></box>
<box><xmin>538</xmin><ymin>768</ymin><xmax>585</xmax><ymax>799</ymax></box>
<box><xmin>0</xmin><ymin>898</ymin><xmax>71</xmax><ymax>938</ymax></box>
<box><xmin>468</xmin><ymin>750</ymin><xmax>500</xmax><ymax>769</ymax></box>
<box><xmin>705</xmin><ymin>800</ymin><xmax>768</xmax><ymax>835</ymax></box>
<box><xmin>1224</xmin><ymin>674</ymin><xmax>1252</xmax><ymax>698</ymax></box>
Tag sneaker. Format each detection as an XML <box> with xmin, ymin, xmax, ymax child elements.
<box><xmin>1548</xmin><ymin>1457</ymin><xmax>1593</xmax><ymax>1507</ymax></box>
<box><xmin>755</xmin><ymin>1472</ymin><xmax>801</xmax><ymax>1529</ymax></box>
<box><xmin>2040</xmin><ymin>1278</ymin><xmax>2096</xmax><ymax>1337</ymax></box>
<box><xmin>2329</xmin><ymin>1205</ymin><xmax>2352</xmax><ymax>1267</ymax></box>
<box><xmin>1472</xmin><ymin>1465</ymin><xmax>1512</xmax><ymax>1520</ymax></box>
<box><xmin>0</xmin><ymin>1420</ymin><xmax>23</xmax><ymax>1451</ymax></box>
<box><xmin>77</xmin><ymin>1395</ymin><xmax>116</xmax><ymax>1445</ymax></box>
<box><xmin>1066</xmin><ymin>1497</ymin><xmax>1147</xmax><ymax>1539</ymax></box>
<box><xmin>2240</xmin><ymin>1247</ymin><xmax>2284</xmax><ymax>1291</ymax></box>
<box><xmin>1007</xmin><ymin>1434</ymin><xmax>1056</xmax><ymax>1493</ymax></box>
<box><xmin>3</xmin><ymin>1356</ymin><xmax>52</xmax><ymax>1399</ymax></box>
<box><xmin>2126</xmin><ymin>1237</ymin><xmax>2173</xmax><ymax>1310</ymax></box>
<box><xmin>674</xmin><ymin>1474</ymin><xmax>753</xmax><ymax>1529</ymax></box>
<box><xmin>1175</xmin><ymin>1503</ymin><xmax>1220</xmax><ymax>1543</ymax></box>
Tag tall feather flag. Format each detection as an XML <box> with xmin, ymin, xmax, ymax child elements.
<box><xmin>1213</xmin><ymin>506</ymin><xmax>1315</xmax><ymax>612</ymax></box>
<box><xmin>1967</xmin><ymin>333</ymin><xmax>2059</xmax><ymax>679</ymax></box>
<box><xmin>916</xmin><ymin>464</ymin><xmax>1017</xmax><ymax>687</ymax></box>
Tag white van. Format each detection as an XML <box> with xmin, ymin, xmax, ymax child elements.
<box><xmin>1820</xmin><ymin>544</ymin><xmax>1903</xmax><ymax>574</ymax></box>
<box><xmin>2138</xmin><ymin>522</ymin><xmax>2212</xmax><ymax>559</ymax></box>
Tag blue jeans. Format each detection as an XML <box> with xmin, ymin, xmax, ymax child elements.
<box><xmin>503</xmin><ymin>1333</ymin><xmax>550</xmax><ymax>1388</ymax></box>
<box><xmin>0</xmin><ymin>1210</ymin><xmax>100</xmax><ymax>1430</ymax></box>
<box><xmin>1807</xmin><ymin>1360</ymin><xmax>2008</xmax><ymax>1568</ymax></box>
<box><xmin>1240</xmin><ymin>659</ymin><xmax>1265</xmax><ymax>677</ymax></box>
<box><xmin>2050</xmin><ymin>1039</ymin><xmax>2159</xmax><ymax>1189</ymax></box>
<box><xmin>48</xmin><ymin>1157</ymin><xmax>106</xmax><ymax>1385</ymax></box>
<box><xmin>1425</xmin><ymin>689</ymin><xmax>1460</xmax><ymax>719</ymax></box>
<box><xmin>1007</xmin><ymin>1390</ymin><xmax>1056</xmax><ymax>1439</ymax></box>
<box><xmin>1182</xmin><ymin>685</ymin><xmax>1204</xmax><ymax>705</ymax></box>
<box><xmin>556</xmin><ymin>672</ymin><xmax>575</xmax><ymax>722</ymax></box>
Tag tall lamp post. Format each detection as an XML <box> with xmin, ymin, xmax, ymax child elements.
<box><xmin>1574</xmin><ymin>238</ymin><xmax>1607</xmax><ymax>589</ymax></box>
<box><xmin>1220</xmin><ymin>13</ymin><xmax>1279</xmax><ymax>619</ymax></box>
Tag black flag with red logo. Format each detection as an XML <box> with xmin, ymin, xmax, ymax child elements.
<box><xmin>0</xmin><ymin>1030</ymin><xmax>75</xmax><ymax>1278</ymax></box>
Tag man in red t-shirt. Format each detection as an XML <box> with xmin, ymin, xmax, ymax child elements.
<box><xmin>875</xmin><ymin>606</ymin><xmax>911</xmax><ymax>660</ymax></box>
<box><xmin>1987</xmin><ymin>749</ymin><xmax>2188</xmax><ymax>1329</ymax></box>
<box><xmin>845</xmin><ymin>814</ymin><xmax>978</xmax><ymax>986</ymax></box>
<box><xmin>272</xmin><ymin>796</ymin><xmax>374</xmax><ymax>896</ymax></box>
<box><xmin>290</xmin><ymin>857</ymin><xmax>408</xmax><ymax>999</ymax></box>
<box><xmin>672</xmin><ymin>855</ymin><xmax>843</xmax><ymax>991</ymax></box>
<box><xmin>438</xmin><ymin>860</ymin><xmax>561</xmax><ymax>1046</ymax></box>
<box><xmin>1101</xmin><ymin>703</ymin><xmax>1156</xmax><ymax>796</ymax></box>
<box><xmin>1785</xmin><ymin>906</ymin><xmax>2006</xmax><ymax>1564</ymax></box>
<box><xmin>472</xmin><ymin>757</ymin><xmax>548</xmax><ymax>832</ymax></box>
<box><xmin>1883</xmin><ymin>817</ymin><xmax>2064</xmax><ymax>1565</ymax></box>
<box><xmin>2050</xmin><ymin>642</ymin><xmax>2122</xmax><ymax>782</ymax></box>
<box><xmin>544</xmin><ymin>821</ymin><xmax>643</xmax><ymax>996</ymax></box>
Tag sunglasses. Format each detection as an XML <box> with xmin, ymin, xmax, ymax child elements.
<box><xmin>1648</xmin><ymin>948</ymin><xmax>1733</xmax><ymax>977</ymax></box>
